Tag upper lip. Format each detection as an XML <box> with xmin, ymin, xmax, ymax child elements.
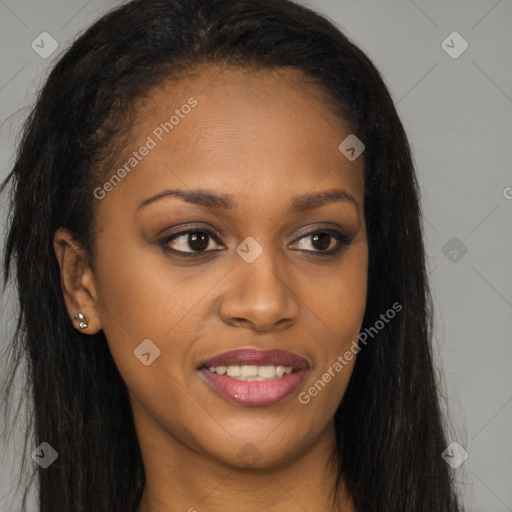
<box><xmin>200</xmin><ymin>348</ymin><xmax>309</xmax><ymax>370</ymax></box>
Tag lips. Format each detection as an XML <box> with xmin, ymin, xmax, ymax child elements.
<box><xmin>200</xmin><ymin>348</ymin><xmax>309</xmax><ymax>370</ymax></box>
<box><xmin>198</xmin><ymin>348</ymin><xmax>309</xmax><ymax>407</ymax></box>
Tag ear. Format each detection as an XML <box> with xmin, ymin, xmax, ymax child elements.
<box><xmin>53</xmin><ymin>227</ymin><xmax>102</xmax><ymax>334</ymax></box>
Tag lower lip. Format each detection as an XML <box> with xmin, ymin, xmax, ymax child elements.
<box><xmin>199</xmin><ymin>368</ymin><xmax>307</xmax><ymax>407</ymax></box>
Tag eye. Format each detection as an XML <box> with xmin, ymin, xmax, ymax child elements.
<box><xmin>159</xmin><ymin>225</ymin><xmax>353</xmax><ymax>258</ymax></box>
<box><xmin>289</xmin><ymin>229</ymin><xmax>353</xmax><ymax>255</ymax></box>
<box><xmin>161</xmin><ymin>228</ymin><xmax>225</xmax><ymax>256</ymax></box>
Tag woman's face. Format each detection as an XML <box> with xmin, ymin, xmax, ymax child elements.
<box><xmin>76</xmin><ymin>66</ymin><xmax>367</xmax><ymax>468</ymax></box>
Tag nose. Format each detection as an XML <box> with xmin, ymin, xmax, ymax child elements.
<box><xmin>218</xmin><ymin>247</ymin><xmax>300</xmax><ymax>332</ymax></box>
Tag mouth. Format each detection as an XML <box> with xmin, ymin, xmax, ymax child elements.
<box><xmin>198</xmin><ymin>348</ymin><xmax>309</xmax><ymax>407</ymax></box>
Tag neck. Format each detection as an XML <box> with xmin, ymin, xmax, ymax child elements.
<box><xmin>134</xmin><ymin>413</ymin><xmax>354</xmax><ymax>512</ymax></box>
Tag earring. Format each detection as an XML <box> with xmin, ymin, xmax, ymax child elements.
<box><xmin>74</xmin><ymin>312</ymin><xmax>89</xmax><ymax>329</ymax></box>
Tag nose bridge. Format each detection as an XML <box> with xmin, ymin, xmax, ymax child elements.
<box><xmin>218</xmin><ymin>235</ymin><xmax>300</xmax><ymax>330</ymax></box>
<box><xmin>238</xmin><ymin>235</ymin><xmax>290</xmax><ymax>300</ymax></box>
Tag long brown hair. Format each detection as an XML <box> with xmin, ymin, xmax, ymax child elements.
<box><xmin>2</xmin><ymin>0</ymin><xmax>461</xmax><ymax>510</ymax></box>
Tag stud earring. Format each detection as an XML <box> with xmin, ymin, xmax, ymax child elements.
<box><xmin>74</xmin><ymin>312</ymin><xmax>88</xmax><ymax>329</ymax></box>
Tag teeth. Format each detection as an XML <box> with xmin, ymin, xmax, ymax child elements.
<box><xmin>240</xmin><ymin>365</ymin><xmax>258</xmax><ymax>377</ymax></box>
<box><xmin>257</xmin><ymin>365</ymin><xmax>275</xmax><ymax>379</ymax></box>
<box><xmin>226</xmin><ymin>365</ymin><xmax>241</xmax><ymax>377</ymax></box>
<box><xmin>275</xmin><ymin>365</ymin><xmax>285</xmax><ymax>377</ymax></box>
<box><xmin>208</xmin><ymin>364</ymin><xmax>293</xmax><ymax>380</ymax></box>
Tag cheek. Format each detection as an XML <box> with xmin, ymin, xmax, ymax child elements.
<box><xmin>92</xmin><ymin>234</ymin><xmax>205</xmax><ymax>333</ymax></box>
<box><xmin>91</xmin><ymin>237</ymin><xmax>228</xmax><ymax>383</ymax></box>
<box><xmin>308</xmin><ymin>241</ymin><xmax>368</xmax><ymax>343</ymax></box>
<box><xmin>299</xmin><ymin>242</ymin><xmax>367</xmax><ymax>406</ymax></box>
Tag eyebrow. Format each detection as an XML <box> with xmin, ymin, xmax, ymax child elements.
<box><xmin>137</xmin><ymin>187</ymin><xmax>358</xmax><ymax>213</ymax></box>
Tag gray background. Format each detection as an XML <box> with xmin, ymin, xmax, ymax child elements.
<box><xmin>1</xmin><ymin>0</ymin><xmax>511</xmax><ymax>511</ymax></box>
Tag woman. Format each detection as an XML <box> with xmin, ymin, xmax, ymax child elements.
<box><xmin>1</xmin><ymin>0</ymin><xmax>462</xmax><ymax>510</ymax></box>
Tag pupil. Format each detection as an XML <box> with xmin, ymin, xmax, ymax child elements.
<box><xmin>312</xmin><ymin>232</ymin><xmax>330</xmax><ymax>251</ymax></box>
<box><xmin>189</xmin><ymin>232</ymin><xmax>208</xmax><ymax>251</ymax></box>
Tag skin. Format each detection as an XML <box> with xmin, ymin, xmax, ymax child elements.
<box><xmin>54</xmin><ymin>65</ymin><xmax>368</xmax><ymax>512</ymax></box>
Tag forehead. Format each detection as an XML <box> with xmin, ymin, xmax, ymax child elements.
<box><xmin>95</xmin><ymin>65</ymin><xmax>365</xmax><ymax>218</ymax></box>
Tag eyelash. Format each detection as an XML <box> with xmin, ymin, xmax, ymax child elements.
<box><xmin>159</xmin><ymin>226</ymin><xmax>354</xmax><ymax>259</ymax></box>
